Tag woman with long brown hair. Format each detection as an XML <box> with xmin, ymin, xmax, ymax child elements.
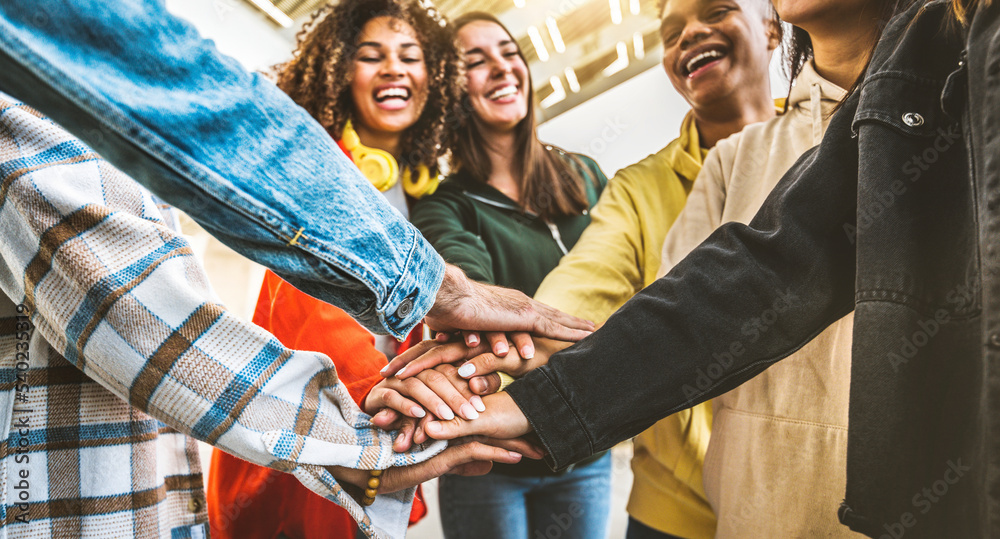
<box><xmin>410</xmin><ymin>12</ymin><xmax>611</xmax><ymax>539</ymax></box>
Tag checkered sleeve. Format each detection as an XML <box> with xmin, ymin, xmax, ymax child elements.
<box><xmin>0</xmin><ymin>98</ymin><xmax>445</xmax><ymax>539</ymax></box>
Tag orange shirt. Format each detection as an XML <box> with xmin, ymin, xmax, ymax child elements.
<box><xmin>207</xmin><ymin>271</ymin><xmax>426</xmax><ymax>538</ymax></box>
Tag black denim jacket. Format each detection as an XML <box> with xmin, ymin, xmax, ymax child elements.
<box><xmin>508</xmin><ymin>1</ymin><xmax>1000</xmax><ymax>536</ymax></box>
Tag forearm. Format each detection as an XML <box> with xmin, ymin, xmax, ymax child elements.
<box><xmin>0</xmin><ymin>1</ymin><xmax>441</xmax><ymax>338</ymax></box>
<box><xmin>5</xmin><ymin>194</ymin><xmax>443</xmax><ymax>470</ymax></box>
<box><xmin>0</xmin><ymin>100</ymin><xmax>445</xmax><ymax>538</ymax></box>
<box><xmin>508</xmin><ymin>94</ymin><xmax>863</xmax><ymax>469</ymax></box>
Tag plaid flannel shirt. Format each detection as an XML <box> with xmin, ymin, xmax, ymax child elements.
<box><xmin>0</xmin><ymin>95</ymin><xmax>445</xmax><ymax>538</ymax></box>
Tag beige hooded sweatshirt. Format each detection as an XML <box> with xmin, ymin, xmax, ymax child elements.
<box><xmin>659</xmin><ymin>62</ymin><xmax>863</xmax><ymax>538</ymax></box>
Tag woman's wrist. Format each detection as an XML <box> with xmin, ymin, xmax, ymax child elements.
<box><xmin>326</xmin><ymin>465</ymin><xmax>371</xmax><ymax>490</ymax></box>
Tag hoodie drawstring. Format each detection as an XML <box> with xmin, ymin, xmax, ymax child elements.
<box><xmin>810</xmin><ymin>82</ymin><xmax>823</xmax><ymax>145</ymax></box>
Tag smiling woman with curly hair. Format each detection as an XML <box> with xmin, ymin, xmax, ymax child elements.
<box><xmin>277</xmin><ymin>0</ymin><xmax>462</xmax><ymax>173</ymax></box>
<box><xmin>205</xmin><ymin>1</ymin><xmax>476</xmax><ymax>538</ymax></box>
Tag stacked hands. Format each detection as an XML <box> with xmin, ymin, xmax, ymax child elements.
<box><xmin>332</xmin><ymin>265</ymin><xmax>589</xmax><ymax>495</ymax></box>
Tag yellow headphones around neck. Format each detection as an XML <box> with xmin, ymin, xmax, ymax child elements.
<box><xmin>340</xmin><ymin>120</ymin><xmax>439</xmax><ymax>199</ymax></box>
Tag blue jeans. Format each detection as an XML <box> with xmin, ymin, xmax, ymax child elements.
<box><xmin>0</xmin><ymin>0</ymin><xmax>442</xmax><ymax>338</ymax></box>
<box><xmin>438</xmin><ymin>452</ymin><xmax>612</xmax><ymax>539</ymax></box>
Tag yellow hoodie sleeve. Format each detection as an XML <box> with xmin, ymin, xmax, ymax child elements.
<box><xmin>534</xmin><ymin>172</ymin><xmax>647</xmax><ymax>322</ymax></box>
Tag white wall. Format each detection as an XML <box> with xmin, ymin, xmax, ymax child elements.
<box><xmin>164</xmin><ymin>0</ymin><xmax>296</xmax><ymax>71</ymax></box>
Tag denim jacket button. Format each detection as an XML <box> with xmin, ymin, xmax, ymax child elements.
<box><xmin>902</xmin><ymin>112</ymin><xmax>925</xmax><ymax>127</ymax></box>
<box><xmin>396</xmin><ymin>298</ymin><xmax>414</xmax><ymax>319</ymax></box>
<box><xmin>990</xmin><ymin>333</ymin><xmax>1000</xmax><ymax>348</ymax></box>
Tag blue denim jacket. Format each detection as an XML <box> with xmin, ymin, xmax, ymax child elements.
<box><xmin>0</xmin><ymin>0</ymin><xmax>443</xmax><ymax>339</ymax></box>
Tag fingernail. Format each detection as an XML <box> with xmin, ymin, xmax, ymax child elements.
<box><xmin>496</xmin><ymin>342</ymin><xmax>509</xmax><ymax>354</ymax></box>
<box><xmin>521</xmin><ymin>346</ymin><xmax>534</xmax><ymax>359</ymax></box>
<box><xmin>380</xmin><ymin>365</ymin><xmax>390</xmax><ymax>375</ymax></box>
<box><xmin>458</xmin><ymin>363</ymin><xmax>476</xmax><ymax>378</ymax></box>
<box><xmin>424</xmin><ymin>422</ymin><xmax>439</xmax><ymax>435</ymax></box>
<box><xmin>468</xmin><ymin>334</ymin><xmax>479</xmax><ymax>346</ymax></box>
<box><xmin>396</xmin><ymin>432</ymin><xmax>406</xmax><ymax>444</ymax></box>
<box><xmin>395</xmin><ymin>366</ymin><xmax>408</xmax><ymax>378</ymax></box>
<box><xmin>508</xmin><ymin>451</ymin><xmax>522</xmax><ymax>459</ymax></box>
<box><xmin>437</xmin><ymin>405</ymin><xmax>455</xmax><ymax>421</ymax></box>
<box><xmin>460</xmin><ymin>403</ymin><xmax>479</xmax><ymax>420</ymax></box>
<box><xmin>471</xmin><ymin>396</ymin><xmax>485</xmax><ymax>412</ymax></box>
<box><xmin>411</xmin><ymin>406</ymin><xmax>426</xmax><ymax>418</ymax></box>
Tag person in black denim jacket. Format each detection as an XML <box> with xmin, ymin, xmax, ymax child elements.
<box><xmin>409</xmin><ymin>0</ymin><xmax>1000</xmax><ymax>536</ymax></box>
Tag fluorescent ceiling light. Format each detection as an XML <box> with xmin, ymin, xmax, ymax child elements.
<box><xmin>564</xmin><ymin>67</ymin><xmax>580</xmax><ymax>93</ymax></box>
<box><xmin>247</xmin><ymin>0</ymin><xmax>293</xmax><ymax>27</ymax></box>
<box><xmin>541</xmin><ymin>76</ymin><xmax>566</xmax><ymax>108</ymax></box>
<box><xmin>633</xmin><ymin>32</ymin><xmax>644</xmax><ymax>60</ymax></box>
<box><xmin>527</xmin><ymin>26</ymin><xmax>549</xmax><ymax>61</ymax></box>
<box><xmin>603</xmin><ymin>41</ymin><xmax>629</xmax><ymax>76</ymax></box>
<box><xmin>546</xmin><ymin>17</ymin><xmax>566</xmax><ymax>53</ymax></box>
<box><xmin>609</xmin><ymin>0</ymin><xmax>623</xmax><ymax>24</ymax></box>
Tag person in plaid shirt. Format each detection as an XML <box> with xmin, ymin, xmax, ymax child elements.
<box><xmin>0</xmin><ymin>94</ymin><xmax>530</xmax><ymax>538</ymax></box>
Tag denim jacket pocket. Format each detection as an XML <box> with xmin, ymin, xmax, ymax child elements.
<box><xmin>853</xmin><ymin>73</ymin><xmax>945</xmax><ymax>138</ymax></box>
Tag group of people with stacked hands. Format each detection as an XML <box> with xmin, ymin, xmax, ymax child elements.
<box><xmin>0</xmin><ymin>0</ymin><xmax>998</xmax><ymax>538</ymax></box>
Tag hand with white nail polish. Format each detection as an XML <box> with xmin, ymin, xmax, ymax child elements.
<box><xmin>381</xmin><ymin>333</ymin><xmax>570</xmax><ymax>383</ymax></box>
<box><xmin>423</xmin><ymin>393</ymin><xmax>533</xmax><ymax>442</ymax></box>
<box><xmin>458</xmin><ymin>337</ymin><xmax>570</xmax><ymax>394</ymax></box>
<box><xmin>365</xmin><ymin>363</ymin><xmax>485</xmax><ymax>425</ymax></box>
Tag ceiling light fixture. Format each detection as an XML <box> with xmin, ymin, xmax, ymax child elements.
<box><xmin>633</xmin><ymin>32</ymin><xmax>644</xmax><ymax>60</ymax></box>
<box><xmin>630</xmin><ymin>0</ymin><xmax>640</xmax><ymax>15</ymax></box>
<box><xmin>247</xmin><ymin>0</ymin><xmax>293</xmax><ymax>27</ymax></box>
<box><xmin>564</xmin><ymin>67</ymin><xmax>581</xmax><ymax>93</ymax></box>
<box><xmin>546</xmin><ymin>17</ymin><xmax>566</xmax><ymax>53</ymax></box>
<box><xmin>527</xmin><ymin>26</ymin><xmax>550</xmax><ymax>61</ymax></box>
<box><xmin>541</xmin><ymin>76</ymin><xmax>566</xmax><ymax>108</ymax></box>
<box><xmin>609</xmin><ymin>0</ymin><xmax>623</xmax><ymax>24</ymax></box>
<box><xmin>603</xmin><ymin>41</ymin><xmax>629</xmax><ymax>76</ymax></box>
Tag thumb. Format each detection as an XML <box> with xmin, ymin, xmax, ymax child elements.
<box><xmin>469</xmin><ymin>373</ymin><xmax>502</xmax><ymax>395</ymax></box>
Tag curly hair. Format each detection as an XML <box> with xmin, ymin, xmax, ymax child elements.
<box><xmin>276</xmin><ymin>0</ymin><xmax>462</xmax><ymax>171</ymax></box>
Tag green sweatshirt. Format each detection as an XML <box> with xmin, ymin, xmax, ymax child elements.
<box><xmin>411</xmin><ymin>149</ymin><xmax>607</xmax><ymax>297</ymax></box>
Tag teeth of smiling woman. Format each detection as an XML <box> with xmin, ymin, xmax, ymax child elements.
<box><xmin>376</xmin><ymin>87</ymin><xmax>409</xmax><ymax>100</ymax></box>
<box><xmin>489</xmin><ymin>85</ymin><xmax>517</xmax><ymax>100</ymax></box>
<box><xmin>686</xmin><ymin>50</ymin><xmax>724</xmax><ymax>74</ymax></box>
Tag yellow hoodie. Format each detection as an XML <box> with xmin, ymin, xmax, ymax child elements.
<box><xmin>534</xmin><ymin>112</ymin><xmax>715</xmax><ymax>539</ymax></box>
